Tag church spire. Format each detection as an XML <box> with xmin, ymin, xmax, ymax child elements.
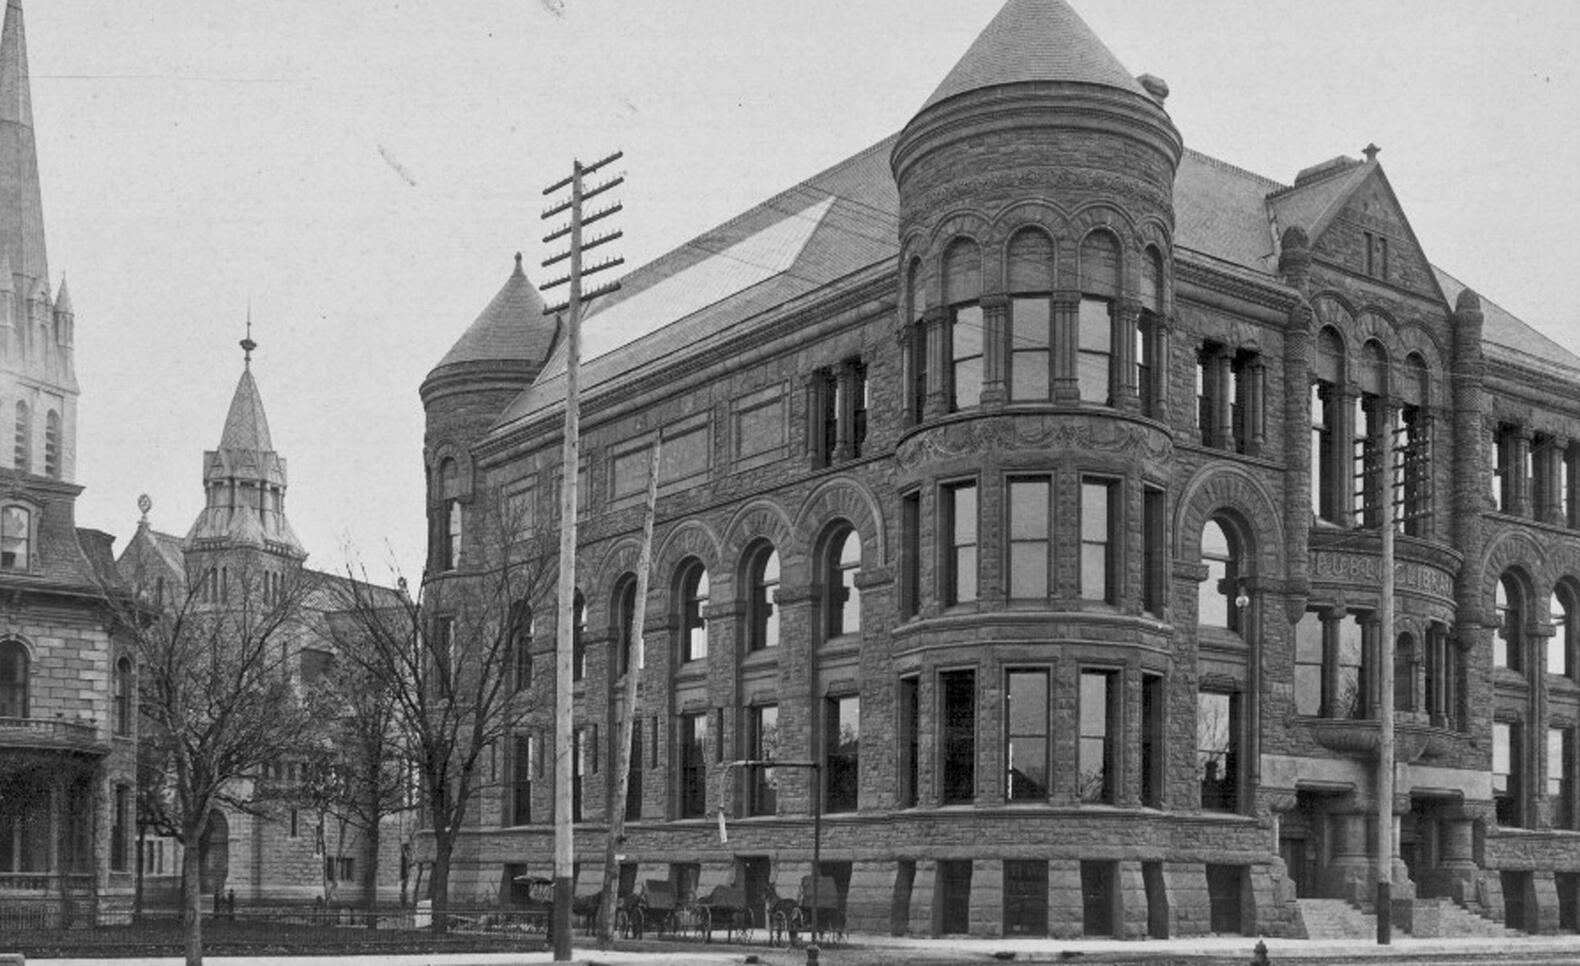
<box><xmin>0</xmin><ymin>0</ymin><xmax>48</xmax><ymax>289</ymax></box>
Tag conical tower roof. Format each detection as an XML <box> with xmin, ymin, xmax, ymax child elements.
<box><xmin>0</xmin><ymin>0</ymin><xmax>48</xmax><ymax>287</ymax></box>
<box><xmin>428</xmin><ymin>253</ymin><xmax>554</xmax><ymax>378</ymax></box>
<box><xmin>918</xmin><ymin>0</ymin><xmax>1147</xmax><ymax>114</ymax></box>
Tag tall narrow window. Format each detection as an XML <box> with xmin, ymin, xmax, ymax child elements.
<box><xmin>612</xmin><ymin>576</ymin><xmax>636</xmax><ymax>676</ymax></box>
<box><xmin>1138</xmin><ymin>246</ymin><xmax>1164</xmax><ymax>416</ymax></box>
<box><xmin>1007</xmin><ymin>477</ymin><xmax>1051</xmax><ymax>600</ymax></box>
<box><xmin>114</xmin><ymin>657</ymin><xmax>132</xmax><ymax>736</ymax></box>
<box><xmin>900</xmin><ymin>491</ymin><xmax>921</xmax><ymax>619</ymax></box>
<box><xmin>511</xmin><ymin>735</ymin><xmax>533</xmax><ymax>826</ymax></box>
<box><xmin>906</xmin><ymin>259</ymin><xmax>929</xmax><ymax>422</ymax></box>
<box><xmin>1078</xmin><ymin>670</ymin><xmax>1117</xmax><ymax>804</ymax></box>
<box><xmin>748</xmin><ymin>705</ymin><xmax>779</xmax><ymax>816</ymax></box>
<box><xmin>1198</xmin><ymin>691</ymin><xmax>1239</xmax><ymax>812</ymax></box>
<box><xmin>1355</xmin><ymin>343</ymin><xmax>1388</xmax><ymax>529</ymax></box>
<box><xmin>43</xmin><ymin>411</ymin><xmax>59</xmax><ymax>480</ymax></box>
<box><xmin>824</xmin><ymin>526</ymin><xmax>861</xmax><ymax>638</ymax></box>
<box><xmin>1496</xmin><ymin>574</ymin><xmax>1524</xmax><ymax>672</ymax></box>
<box><xmin>2</xmin><ymin>506</ymin><xmax>31</xmax><ymax>571</ymax></box>
<box><xmin>1551</xmin><ymin>727</ymin><xmax>1574</xmax><ymax>831</ymax></box>
<box><xmin>1078</xmin><ymin>231</ymin><xmax>1119</xmax><ymax>405</ymax></box>
<box><xmin>1424</xmin><ymin>624</ymin><xmax>1455</xmax><ymax>729</ymax></box>
<box><xmin>1080</xmin><ymin>480</ymin><xmax>1115</xmax><ymax>604</ymax></box>
<box><xmin>940</xmin><ymin>670</ymin><xmax>976</xmax><ymax>804</ymax></box>
<box><xmin>572</xmin><ymin>591</ymin><xmax>587</xmax><ymax>681</ymax></box>
<box><xmin>1140</xmin><ymin>674</ymin><xmax>1164</xmax><ymax>807</ymax></box>
<box><xmin>438</xmin><ymin>458</ymin><xmax>461</xmax><ymax>571</ymax></box>
<box><xmin>680</xmin><ymin>712</ymin><xmax>708</xmax><ymax>819</ymax></box>
<box><xmin>818</xmin><ymin>368</ymin><xmax>839</xmax><ymax>464</ymax></box>
<box><xmin>898</xmin><ymin>677</ymin><xmax>920</xmax><ymax>808</ymax></box>
<box><xmin>746</xmin><ymin>545</ymin><xmax>780</xmax><ymax>651</ymax></box>
<box><xmin>0</xmin><ymin>640</ymin><xmax>28</xmax><ymax>719</ymax></box>
<box><xmin>1400</xmin><ymin>392</ymin><xmax>1429</xmax><ymax>536</ymax></box>
<box><xmin>1566</xmin><ymin>445</ymin><xmax>1579</xmax><ymax>528</ymax></box>
<box><xmin>825</xmin><ymin>695</ymin><xmax>860</xmax><ymax>813</ymax></box>
<box><xmin>13</xmin><ymin>401</ymin><xmax>29</xmax><ymax>472</ymax></box>
<box><xmin>1313</xmin><ymin>329</ymin><xmax>1344</xmax><ymax>523</ymax></box>
<box><xmin>1294</xmin><ymin>613</ymin><xmax>1324</xmax><ymax>716</ymax></box>
<box><xmin>678</xmin><ymin>561</ymin><xmax>709</xmax><ymax>662</ymax></box>
<box><xmin>1006</xmin><ymin>669</ymin><xmax>1049</xmax><ymax>802</ymax></box>
<box><xmin>944</xmin><ymin>238</ymin><xmax>983</xmax><ymax>411</ymax></box>
<box><xmin>1007</xmin><ymin>228</ymin><xmax>1054</xmax><ymax>402</ymax></box>
<box><xmin>1494</xmin><ymin>721</ymin><xmax>1522</xmax><ymax>827</ymax></box>
<box><xmin>111</xmin><ymin>785</ymin><xmax>129</xmax><ymax>872</ymax></box>
<box><xmin>1198</xmin><ymin>519</ymin><xmax>1240</xmax><ymax>632</ymax></box>
<box><xmin>943</xmin><ymin>482</ymin><xmax>978</xmax><ymax>605</ymax></box>
<box><xmin>1493</xmin><ymin>425</ymin><xmax>1517</xmax><ymax>514</ymax></box>
<box><xmin>850</xmin><ymin>361</ymin><xmax>868</xmax><ymax>458</ymax></box>
<box><xmin>512</xmin><ymin>604</ymin><xmax>533</xmax><ymax>691</ymax></box>
<box><xmin>625</xmin><ymin>720</ymin><xmax>643</xmax><ymax>821</ymax></box>
<box><xmin>1142</xmin><ymin>487</ymin><xmax>1166</xmax><ymax>617</ymax></box>
<box><xmin>1334</xmin><ymin>614</ymin><xmax>1366</xmax><ymax>719</ymax></box>
<box><xmin>1553</xmin><ymin>585</ymin><xmax>1579</xmax><ymax>680</ymax></box>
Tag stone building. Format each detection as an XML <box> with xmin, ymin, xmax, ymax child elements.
<box><xmin>0</xmin><ymin>0</ymin><xmax>139</xmax><ymax>922</ymax></box>
<box><xmin>421</xmin><ymin>0</ymin><xmax>1580</xmax><ymax>939</ymax></box>
<box><xmin>117</xmin><ymin>343</ymin><xmax>413</xmax><ymax>909</ymax></box>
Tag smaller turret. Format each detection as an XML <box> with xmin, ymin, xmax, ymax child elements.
<box><xmin>53</xmin><ymin>276</ymin><xmax>71</xmax><ymax>346</ymax></box>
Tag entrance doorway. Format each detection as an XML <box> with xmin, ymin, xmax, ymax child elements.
<box><xmin>1002</xmin><ymin>860</ymin><xmax>1047</xmax><ymax>936</ymax></box>
<box><xmin>938</xmin><ymin>860</ymin><xmax>972</xmax><ymax>934</ymax></box>
<box><xmin>738</xmin><ymin>856</ymin><xmax>771</xmax><ymax>929</ymax></box>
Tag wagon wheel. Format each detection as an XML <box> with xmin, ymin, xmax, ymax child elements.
<box><xmin>733</xmin><ymin>904</ymin><xmax>754</xmax><ymax>943</ymax></box>
<box><xmin>690</xmin><ymin>903</ymin><xmax>712</xmax><ymax>941</ymax></box>
<box><xmin>769</xmin><ymin>907</ymin><xmax>791</xmax><ymax>947</ymax></box>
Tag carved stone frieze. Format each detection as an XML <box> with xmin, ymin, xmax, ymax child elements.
<box><xmin>895</xmin><ymin>413</ymin><xmax>1173</xmax><ymax>469</ymax></box>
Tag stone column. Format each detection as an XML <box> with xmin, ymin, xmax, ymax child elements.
<box><xmin>1512</xmin><ymin>426</ymin><xmax>1533</xmax><ymax>518</ymax></box>
<box><xmin>1114</xmin><ymin>300</ymin><xmax>1142</xmax><ymax>412</ymax></box>
<box><xmin>980</xmin><ymin>295</ymin><xmax>1009</xmax><ymax>409</ymax></box>
<box><xmin>1248</xmin><ymin>358</ymin><xmax>1267</xmax><ymax>456</ymax></box>
<box><xmin>923</xmin><ymin>307</ymin><xmax>950</xmax><ymax>421</ymax></box>
<box><xmin>1051</xmin><ymin>293</ymin><xmax>1081</xmax><ymax>404</ymax></box>
<box><xmin>1326</xmin><ymin>812</ymin><xmax>1371</xmax><ymax>905</ymax></box>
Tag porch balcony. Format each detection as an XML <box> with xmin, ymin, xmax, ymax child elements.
<box><xmin>0</xmin><ymin>716</ymin><xmax>108</xmax><ymax>755</ymax></box>
<box><xmin>1307</xmin><ymin>712</ymin><xmax>1456</xmax><ymax>762</ymax></box>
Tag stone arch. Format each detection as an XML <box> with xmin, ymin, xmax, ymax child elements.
<box><xmin>588</xmin><ymin>537</ymin><xmax>646</xmax><ymax>628</ymax></box>
<box><xmin>721</xmin><ymin>498</ymin><xmax>799</xmax><ymax>570</ymax></box>
<box><xmin>1354</xmin><ymin>307</ymin><xmax>1404</xmax><ymax>361</ymax></box>
<box><xmin>652</xmin><ymin>519</ymin><xmax>725</xmax><ymax>620</ymax></box>
<box><xmin>1395</xmin><ymin>329</ymin><xmax>1447</xmax><ymax>400</ymax></box>
<box><xmin>1173</xmin><ymin>462</ymin><xmax>1286</xmax><ymax>579</ymax></box>
<box><xmin>925</xmin><ymin>210</ymin><xmax>993</xmax><ymax>255</ymax></box>
<box><xmin>985</xmin><ymin>199</ymin><xmax>1068</xmax><ymax>250</ymax></box>
<box><xmin>793</xmin><ymin>475</ymin><xmax>888</xmax><ymax>569</ymax></box>
<box><xmin>426</xmin><ymin>444</ymin><xmax>473</xmax><ymax>504</ymax></box>
<box><xmin>1481</xmin><ymin>528</ymin><xmax>1553</xmax><ymax>603</ymax></box>
<box><xmin>992</xmin><ymin>220</ymin><xmax>1060</xmax><ymax>295</ymax></box>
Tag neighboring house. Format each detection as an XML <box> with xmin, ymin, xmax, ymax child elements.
<box><xmin>117</xmin><ymin>343</ymin><xmax>412</xmax><ymax>908</ymax></box>
<box><xmin>423</xmin><ymin>0</ymin><xmax>1580</xmax><ymax>941</ymax></box>
<box><xmin>0</xmin><ymin>0</ymin><xmax>139</xmax><ymax>923</ymax></box>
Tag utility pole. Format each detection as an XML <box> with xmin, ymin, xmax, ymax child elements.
<box><xmin>541</xmin><ymin>151</ymin><xmax>623</xmax><ymax>962</ymax></box>
<box><xmin>596</xmin><ymin>437</ymin><xmax>660</xmax><ymax>947</ymax></box>
<box><xmin>1376</xmin><ymin>405</ymin><xmax>1400</xmax><ymax>944</ymax></box>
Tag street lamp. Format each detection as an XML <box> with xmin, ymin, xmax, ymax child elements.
<box><xmin>725</xmin><ymin>758</ymin><xmax>822</xmax><ymax>961</ymax></box>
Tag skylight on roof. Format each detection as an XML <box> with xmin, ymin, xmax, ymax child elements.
<box><xmin>552</xmin><ymin>194</ymin><xmax>836</xmax><ymax>374</ymax></box>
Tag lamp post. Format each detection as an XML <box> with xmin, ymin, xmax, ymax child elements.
<box><xmin>726</xmin><ymin>758</ymin><xmax>822</xmax><ymax>960</ymax></box>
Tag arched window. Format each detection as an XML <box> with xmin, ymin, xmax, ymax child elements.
<box><xmin>1198</xmin><ymin>519</ymin><xmax>1241</xmax><ymax>632</ymax></box>
<box><xmin>1400</xmin><ymin>354</ymin><xmax>1431</xmax><ymax>536</ymax></box>
<box><xmin>1078</xmin><ymin>230</ymin><xmax>1120</xmax><ymax>405</ymax></box>
<box><xmin>677</xmin><ymin>560</ymin><xmax>709</xmax><ymax>662</ymax></box>
<box><xmin>43</xmin><ymin>411</ymin><xmax>60</xmax><ymax>480</ymax></box>
<box><xmin>511</xmin><ymin>603</ymin><xmax>533</xmax><ymax>692</ymax></box>
<box><xmin>13</xmin><ymin>401</ymin><xmax>29</xmax><ymax>472</ymax></box>
<box><xmin>1137</xmin><ymin>245</ymin><xmax>1164</xmax><ymax>416</ymax></box>
<box><xmin>1006</xmin><ymin>228</ymin><xmax>1054</xmax><ymax>402</ymax></box>
<box><xmin>905</xmin><ymin>258</ymin><xmax>928</xmax><ymax>422</ymax></box>
<box><xmin>942</xmin><ymin>238</ymin><xmax>982</xmax><ymax>411</ymax></box>
<box><xmin>745</xmin><ymin>543</ymin><xmax>780</xmax><ymax>651</ymax></box>
<box><xmin>824</xmin><ymin>526</ymin><xmax>861</xmax><ymax>638</ymax></box>
<box><xmin>0</xmin><ymin>506</ymin><xmax>28</xmax><ymax>570</ymax></box>
<box><xmin>114</xmin><ymin>657</ymin><xmax>132</xmax><ymax>735</ymax></box>
<box><xmin>1496</xmin><ymin>573</ymin><xmax>1526</xmax><ymax>672</ymax></box>
<box><xmin>612</xmin><ymin>574</ymin><xmax>638</xmax><ymax>676</ymax></box>
<box><xmin>438</xmin><ymin>459</ymin><xmax>461</xmax><ymax>571</ymax></box>
<box><xmin>1356</xmin><ymin>340</ymin><xmax>1389</xmax><ymax>528</ymax></box>
<box><xmin>0</xmin><ymin>640</ymin><xmax>27</xmax><ymax>718</ymax></box>
<box><xmin>1551</xmin><ymin>582</ymin><xmax>1579</xmax><ymax>680</ymax></box>
<box><xmin>1312</xmin><ymin>327</ymin><xmax>1346</xmax><ymax>523</ymax></box>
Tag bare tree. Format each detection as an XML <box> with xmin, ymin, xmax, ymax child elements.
<box><xmin>332</xmin><ymin>491</ymin><xmax>551</xmax><ymax>932</ymax></box>
<box><xmin>113</xmin><ymin>559</ymin><xmax>320</xmax><ymax>966</ymax></box>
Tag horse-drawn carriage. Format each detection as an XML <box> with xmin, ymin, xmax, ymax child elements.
<box><xmin>766</xmin><ymin>875</ymin><xmax>845</xmax><ymax>946</ymax></box>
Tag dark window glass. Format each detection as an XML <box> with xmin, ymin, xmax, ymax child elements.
<box><xmin>825</xmin><ymin>696</ymin><xmax>859</xmax><ymax>813</ymax></box>
<box><xmin>680</xmin><ymin>712</ymin><xmax>708</xmax><ymax>818</ymax></box>
<box><xmin>1198</xmin><ymin>692</ymin><xmax>1238</xmax><ymax>811</ymax></box>
<box><xmin>511</xmin><ymin>736</ymin><xmax>533</xmax><ymax>826</ymax></box>
<box><xmin>825</xmin><ymin>528</ymin><xmax>861</xmax><ymax>638</ymax></box>
<box><xmin>941</xmin><ymin>670</ymin><xmax>975</xmax><ymax>804</ymax></box>
<box><xmin>944</xmin><ymin>483</ymin><xmax>978</xmax><ymax>605</ymax></box>
<box><xmin>679</xmin><ymin>561</ymin><xmax>709</xmax><ymax>662</ymax></box>
<box><xmin>625</xmin><ymin>720</ymin><xmax>642</xmax><ymax>821</ymax></box>
<box><xmin>898</xmin><ymin>677</ymin><xmax>919</xmax><ymax>808</ymax></box>
<box><xmin>901</xmin><ymin>492</ymin><xmax>921</xmax><ymax>619</ymax></box>
<box><xmin>749</xmin><ymin>705</ymin><xmax>779</xmax><ymax>816</ymax></box>
<box><xmin>1078</xmin><ymin>671</ymin><xmax>1116</xmax><ymax>804</ymax></box>
<box><xmin>1140</xmin><ymin>675</ymin><xmax>1164</xmax><ymax>807</ymax></box>
<box><xmin>747</xmin><ymin>546</ymin><xmax>780</xmax><ymax>651</ymax></box>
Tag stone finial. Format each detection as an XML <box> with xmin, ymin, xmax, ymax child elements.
<box><xmin>1363</xmin><ymin>143</ymin><xmax>1381</xmax><ymax>163</ymax></box>
<box><xmin>1454</xmin><ymin>288</ymin><xmax>1482</xmax><ymax>314</ymax></box>
<box><xmin>1137</xmin><ymin>73</ymin><xmax>1169</xmax><ymax>103</ymax></box>
<box><xmin>1278</xmin><ymin>226</ymin><xmax>1311</xmax><ymax>282</ymax></box>
<box><xmin>137</xmin><ymin>493</ymin><xmax>152</xmax><ymax>525</ymax></box>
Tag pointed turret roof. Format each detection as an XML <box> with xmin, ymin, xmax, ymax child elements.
<box><xmin>918</xmin><ymin>0</ymin><xmax>1148</xmax><ymax>113</ymax></box>
<box><xmin>0</xmin><ymin>0</ymin><xmax>48</xmax><ymax>287</ymax></box>
<box><xmin>220</xmin><ymin>367</ymin><xmax>274</xmax><ymax>453</ymax></box>
<box><xmin>429</xmin><ymin>254</ymin><xmax>554</xmax><ymax>375</ymax></box>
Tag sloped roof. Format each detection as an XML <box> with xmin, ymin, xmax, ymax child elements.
<box><xmin>220</xmin><ymin>368</ymin><xmax>273</xmax><ymax>453</ymax></box>
<box><xmin>429</xmin><ymin>254</ymin><xmax>553</xmax><ymax>379</ymax></box>
<box><xmin>1435</xmin><ymin>267</ymin><xmax>1580</xmax><ymax>376</ymax></box>
<box><xmin>918</xmin><ymin>0</ymin><xmax>1147</xmax><ymax>113</ymax></box>
<box><xmin>1266</xmin><ymin>158</ymin><xmax>1372</xmax><ymax>243</ymax></box>
<box><xmin>1174</xmin><ymin>149</ymin><xmax>1280</xmax><ymax>275</ymax></box>
<box><xmin>0</xmin><ymin>0</ymin><xmax>47</xmax><ymax>289</ymax></box>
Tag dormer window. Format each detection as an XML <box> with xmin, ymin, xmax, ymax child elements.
<box><xmin>0</xmin><ymin>506</ymin><xmax>29</xmax><ymax>570</ymax></box>
<box><xmin>13</xmin><ymin>402</ymin><xmax>29</xmax><ymax>473</ymax></box>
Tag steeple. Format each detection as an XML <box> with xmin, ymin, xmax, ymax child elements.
<box><xmin>185</xmin><ymin>331</ymin><xmax>304</xmax><ymax>557</ymax></box>
<box><xmin>0</xmin><ymin>0</ymin><xmax>48</xmax><ymax>290</ymax></box>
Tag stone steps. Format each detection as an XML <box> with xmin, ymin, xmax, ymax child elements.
<box><xmin>1298</xmin><ymin>897</ymin><xmax>1378</xmax><ymax>940</ymax></box>
<box><xmin>1428</xmin><ymin>896</ymin><xmax>1522</xmax><ymax>937</ymax></box>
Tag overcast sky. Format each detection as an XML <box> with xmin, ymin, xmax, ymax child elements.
<box><xmin>26</xmin><ymin>0</ymin><xmax>1580</xmax><ymax>581</ymax></box>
